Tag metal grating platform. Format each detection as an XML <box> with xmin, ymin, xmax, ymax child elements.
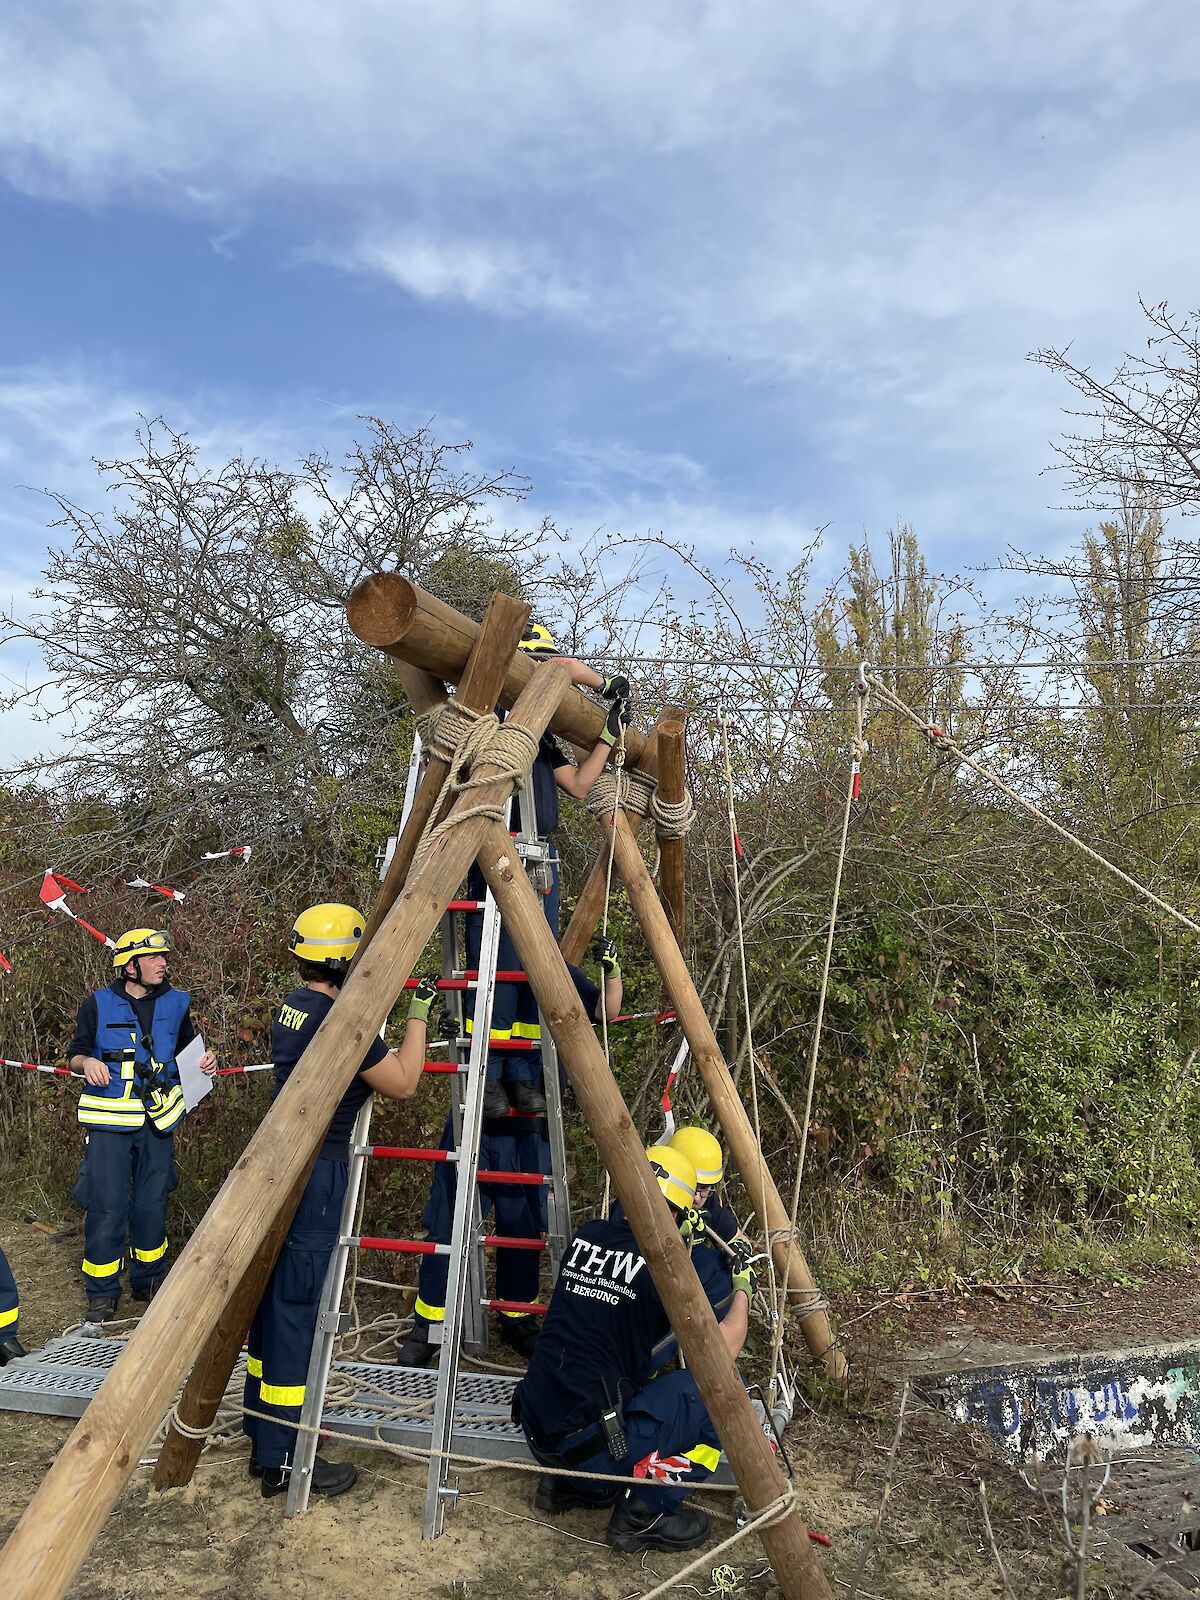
<box><xmin>0</xmin><ymin>1334</ymin><xmax>533</xmax><ymax>1461</ymax></box>
<box><xmin>0</xmin><ymin>1335</ymin><xmax>735</xmax><ymax>1482</ymax></box>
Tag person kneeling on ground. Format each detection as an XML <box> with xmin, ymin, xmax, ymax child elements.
<box><xmin>244</xmin><ymin>903</ymin><xmax>440</xmax><ymax>1501</ymax></box>
<box><xmin>513</xmin><ymin>1144</ymin><xmax>755</xmax><ymax>1555</ymax></box>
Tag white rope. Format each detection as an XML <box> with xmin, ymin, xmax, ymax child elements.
<box><xmin>718</xmin><ymin>711</ymin><xmax>781</xmax><ymax>1371</ymax></box>
<box><xmin>598</xmin><ymin>721</ymin><xmax>629</xmax><ymax>1221</ymax></box>
<box><xmin>865</xmin><ymin>673</ymin><xmax>1200</xmax><ymax>939</ymax></box>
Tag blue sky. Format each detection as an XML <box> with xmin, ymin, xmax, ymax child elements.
<box><xmin>2</xmin><ymin>0</ymin><xmax>1199</xmax><ymax>759</ymax></box>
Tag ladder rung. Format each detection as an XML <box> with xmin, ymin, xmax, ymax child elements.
<box><xmin>474</xmin><ymin>1169</ymin><xmax>547</xmax><ymax>1186</ymax></box>
<box><xmin>485</xmin><ymin>1298</ymin><xmax>548</xmax><ymax>1315</ymax></box>
<box><xmin>458</xmin><ymin>970</ymin><xmax>528</xmax><ymax>983</ymax></box>
<box><xmin>410</xmin><ymin>972</ymin><xmax>527</xmax><ymax>991</ymax></box>
<box><xmin>422</xmin><ymin>1061</ymin><xmax>461</xmax><ymax>1074</ymax></box>
<box><xmin>456</xmin><ymin>1038</ymin><xmax>536</xmax><ymax>1052</ymax></box>
<box><xmin>349</xmin><ymin>1236</ymin><xmax>450</xmax><ymax>1255</ymax></box>
<box><xmin>481</xmin><ymin>1236</ymin><xmax>546</xmax><ymax>1251</ymax></box>
<box><xmin>446</xmin><ymin>899</ymin><xmax>484</xmax><ymax>911</ymax></box>
<box><xmin>359</xmin><ymin>1146</ymin><xmax>456</xmax><ymax>1162</ymax></box>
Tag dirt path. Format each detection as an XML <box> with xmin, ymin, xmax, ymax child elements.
<box><xmin>0</xmin><ymin>1215</ymin><xmax>1149</xmax><ymax>1599</ymax></box>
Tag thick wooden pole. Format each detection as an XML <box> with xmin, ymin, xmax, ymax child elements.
<box><xmin>0</xmin><ymin>665</ymin><xmax>573</xmax><ymax>1600</ymax></box>
<box><xmin>603</xmin><ymin>807</ymin><xmax>847</xmax><ymax>1381</ymax></box>
<box><xmin>152</xmin><ymin>1167</ymin><xmax>312</xmax><ymax>1488</ymax></box>
<box><xmin>347</xmin><ymin>572</ymin><xmax>649</xmax><ymax>768</ymax></box>
<box><xmin>656</xmin><ymin>716</ymin><xmax>688</xmax><ymax>948</ymax></box>
<box><xmin>155</xmin><ymin>625</ymin><xmax>526</xmax><ymax>1488</ymax></box>
<box><xmin>357</xmin><ymin>597</ymin><xmax>530</xmax><ymax>955</ymax></box>
<box><xmin>476</xmin><ymin>824</ymin><xmax>832</xmax><ymax>1600</ymax></box>
<box><xmin>558</xmin><ymin>711</ymin><xmax>672</xmax><ymax>966</ymax></box>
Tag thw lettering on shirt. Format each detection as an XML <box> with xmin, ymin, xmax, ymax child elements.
<box><xmin>278</xmin><ymin>1003</ymin><xmax>310</xmax><ymax>1032</ymax></box>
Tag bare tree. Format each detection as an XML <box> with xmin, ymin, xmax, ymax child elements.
<box><xmin>1031</xmin><ymin>297</ymin><xmax>1200</xmax><ymax>517</ymax></box>
<box><xmin>1</xmin><ymin>417</ymin><xmax>551</xmax><ymax>882</ymax></box>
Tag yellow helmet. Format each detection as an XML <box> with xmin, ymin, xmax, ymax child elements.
<box><xmin>518</xmin><ymin>622</ymin><xmax>558</xmax><ymax>659</ymax></box>
<box><xmin>646</xmin><ymin>1144</ymin><xmax>697</xmax><ymax>1210</ymax></box>
<box><xmin>113</xmin><ymin>928</ymin><xmax>172</xmax><ymax>969</ymax></box>
<box><xmin>669</xmin><ymin>1127</ymin><xmax>724</xmax><ymax>1186</ymax></box>
<box><xmin>289</xmin><ymin>903</ymin><xmax>365</xmax><ymax>972</ymax></box>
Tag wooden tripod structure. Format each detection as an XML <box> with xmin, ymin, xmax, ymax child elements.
<box><xmin>0</xmin><ymin>582</ymin><xmax>839</xmax><ymax>1600</ymax></box>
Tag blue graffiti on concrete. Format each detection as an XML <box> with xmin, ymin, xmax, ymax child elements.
<box><xmin>959</xmin><ymin>1374</ymin><xmax>1137</xmax><ymax>1444</ymax></box>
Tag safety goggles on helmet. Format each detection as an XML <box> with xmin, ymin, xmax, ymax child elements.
<box><xmin>113</xmin><ymin>928</ymin><xmax>173</xmax><ymax>969</ymax></box>
<box><xmin>646</xmin><ymin>1144</ymin><xmax>697</xmax><ymax>1210</ymax></box>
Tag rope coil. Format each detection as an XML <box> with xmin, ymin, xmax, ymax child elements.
<box><xmin>583</xmin><ymin>762</ymin><xmax>658</xmax><ymax>820</ymax></box>
<box><xmin>650</xmin><ymin>788</ymin><xmax>696</xmax><ymax>839</ymax></box>
<box><xmin>410</xmin><ymin>711</ymin><xmax>540</xmax><ymax>874</ymax></box>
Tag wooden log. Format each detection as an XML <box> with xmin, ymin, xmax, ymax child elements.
<box><xmin>602</xmin><ymin>806</ymin><xmax>848</xmax><ymax>1381</ymax></box>
<box><xmin>0</xmin><ymin>664</ymin><xmax>573</xmax><ymax>1600</ymax></box>
<box><xmin>557</xmin><ymin>711</ymin><xmax>672</xmax><ymax>966</ymax></box>
<box><xmin>152</xmin><ymin>1164</ymin><xmax>313</xmax><ymax>1488</ymax></box>
<box><xmin>154</xmin><ymin>633</ymin><xmax>521</xmax><ymax>1486</ymax></box>
<box><xmin>347</xmin><ymin>572</ymin><xmax>649</xmax><ymax>768</ymax></box>
<box><xmin>476</xmin><ymin>821</ymin><xmax>832</xmax><ymax>1600</ymax></box>
<box><xmin>356</xmin><ymin>597</ymin><xmax>530</xmax><ymax>957</ymax></box>
<box><xmin>656</xmin><ymin>716</ymin><xmax>688</xmax><ymax>947</ymax></box>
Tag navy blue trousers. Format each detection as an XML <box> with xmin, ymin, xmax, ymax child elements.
<box><xmin>243</xmin><ymin>1156</ymin><xmax>348</xmax><ymax>1468</ymax></box>
<box><xmin>526</xmin><ymin>1369</ymin><xmax>721</xmax><ymax>1513</ymax></box>
<box><xmin>72</xmin><ymin>1126</ymin><xmax>176</xmax><ymax>1305</ymax></box>
<box><xmin>414</xmin><ymin>1115</ymin><xmax>548</xmax><ymax>1322</ymax></box>
<box><xmin>0</xmin><ymin>1245</ymin><xmax>18</xmax><ymax>1339</ymax></box>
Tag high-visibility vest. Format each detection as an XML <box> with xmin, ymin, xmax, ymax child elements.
<box><xmin>77</xmin><ymin>984</ymin><xmax>190</xmax><ymax>1134</ymax></box>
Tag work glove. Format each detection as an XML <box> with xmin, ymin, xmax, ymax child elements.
<box><xmin>730</xmin><ymin>1237</ymin><xmax>756</xmax><ymax>1303</ymax></box>
<box><xmin>599</xmin><ymin>697</ymin><xmax>630</xmax><ymax>748</ymax></box>
<box><xmin>592</xmin><ymin>934</ymin><xmax>621</xmax><ymax>977</ymax></box>
<box><xmin>679</xmin><ymin>1208</ymin><xmax>708</xmax><ymax>1244</ymax></box>
<box><xmin>407</xmin><ymin>974</ymin><xmax>440</xmax><ymax>1024</ymax></box>
<box><xmin>600</xmin><ymin>672</ymin><xmax>631</xmax><ymax>702</ymax></box>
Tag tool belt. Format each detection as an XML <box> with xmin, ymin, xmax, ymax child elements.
<box><xmin>512</xmin><ymin>1388</ymin><xmax>618</xmax><ymax>1467</ymax></box>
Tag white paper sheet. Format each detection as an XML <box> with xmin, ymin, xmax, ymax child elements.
<box><xmin>176</xmin><ymin>1033</ymin><xmax>212</xmax><ymax>1113</ymax></box>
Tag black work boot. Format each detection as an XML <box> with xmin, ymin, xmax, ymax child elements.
<box><xmin>497</xmin><ymin>1313</ymin><xmax>540</xmax><ymax>1361</ymax></box>
<box><xmin>85</xmin><ymin>1298</ymin><xmax>119</xmax><ymax>1324</ymax></box>
<box><xmin>260</xmin><ymin>1454</ymin><xmax>358</xmax><ymax>1499</ymax></box>
<box><xmin>482</xmin><ymin>1081</ymin><xmax>511</xmax><ymax>1118</ymax></box>
<box><xmin>396</xmin><ymin>1312</ymin><xmax>438</xmax><ymax>1367</ymax></box>
<box><xmin>606</xmin><ymin>1494</ymin><xmax>710</xmax><ymax>1553</ymax></box>
<box><xmin>130</xmin><ymin>1282</ymin><xmax>160</xmax><ymax>1303</ymax></box>
<box><xmin>509</xmin><ymin>1081</ymin><xmax>546</xmax><ymax>1115</ymax></box>
<box><xmin>534</xmin><ymin>1473</ymin><xmax>622</xmax><ymax>1514</ymax></box>
<box><xmin>0</xmin><ymin>1335</ymin><xmax>26</xmax><ymax>1366</ymax></box>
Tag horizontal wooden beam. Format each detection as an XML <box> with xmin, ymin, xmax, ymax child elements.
<box><xmin>347</xmin><ymin>572</ymin><xmax>649</xmax><ymax>769</ymax></box>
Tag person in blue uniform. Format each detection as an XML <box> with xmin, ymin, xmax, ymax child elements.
<box><xmin>397</xmin><ymin>944</ymin><xmax>623</xmax><ymax>1366</ymax></box>
<box><xmin>469</xmin><ymin>624</ymin><xmax>629</xmax><ymax>1118</ymax></box>
<box><xmin>0</xmin><ymin>1246</ymin><xmax>24</xmax><ymax>1363</ymax></box>
<box><xmin>243</xmin><ymin>903</ymin><xmax>441</xmax><ymax>1500</ymax></box>
<box><xmin>514</xmin><ymin>1145</ymin><xmax>756</xmax><ymax>1555</ymax></box>
<box><xmin>67</xmin><ymin>928</ymin><xmax>216</xmax><ymax>1320</ymax></box>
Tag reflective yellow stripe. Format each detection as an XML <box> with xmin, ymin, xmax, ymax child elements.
<box><xmin>414</xmin><ymin>1297</ymin><xmax>445</xmax><ymax>1322</ymax></box>
<box><xmin>683</xmin><ymin>1443</ymin><xmax>721</xmax><ymax>1473</ymax></box>
<box><xmin>132</xmin><ymin>1238</ymin><xmax>168</xmax><ymax>1263</ymax></box>
<box><xmin>148</xmin><ymin>1087</ymin><xmax>185</xmax><ymax>1131</ymax></box>
<box><xmin>0</xmin><ymin>1304</ymin><xmax>18</xmax><ymax>1329</ymax></box>
<box><xmin>498</xmin><ymin>1309</ymin><xmax>530</xmax><ymax>1320</ymax></box>
<box><xmin>463</xmin><ymin>1020</ymin><xmax>513</xmax><ymax>1040</ymax></box>
<box><xmin>510</xmin><ymin>1021</ymin><xmax>542</xmax><ymax>1040</ymax></box>
<box><xmin>246</xmin><ymin>1356</ymin><xmax>263</xmax><ymax>1379</ymax></box>
<box><xmin>260</xmin><ymin>1380</ymin><xmax>305</xmax><ymax>1407</ymax></box>
<box><xmin>82</xmin><ymin>1256</ymin><xmax>123</xmax><ymax>1279</ymax></box>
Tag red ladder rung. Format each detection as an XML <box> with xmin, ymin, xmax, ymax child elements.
<box><xmin>475</xmin><ymin>1169</ymin><xmax>547</xmax><ymax>1186</ymax></box>
<box><xmin>350</xmin><ymin>1236</ymin><xmax>450</xmax><ymax>1256</ymax></box>
<box><xmin>362</xmin><ymin>1146</ymin><xmax>456</xmax><ymax>1162</ymax></box>
<box><xmin>481</xmin><ymin>1236</ymin><xmax>546</xmax><ymax>1251</ymax></box>
<box><xmin>485</xmin><ymin>1298</ymin><xmax>548</xmax><ymax>1315</ymax></box>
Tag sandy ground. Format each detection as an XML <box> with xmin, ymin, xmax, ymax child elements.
<box><xmin>0</xmin><ymin>1212</ymin><xmax>1163</xmax><ymax>1600</ymax></box>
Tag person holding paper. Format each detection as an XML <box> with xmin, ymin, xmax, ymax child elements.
<box><xmin>66</xmin><ymin>928</ymin><xmax>217</xmax><ymax>1320</ymax></box>
<box><xmin>243</xmin><ymin>903</ymin><xmax>440</xmax><ymax>1501</ymax></box>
